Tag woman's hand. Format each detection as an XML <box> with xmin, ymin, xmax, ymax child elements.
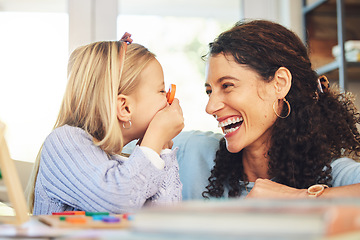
<box><xmin>246</xmin><ymin>178</ymin><xmax>308</xmax><ymax>199</ymax></box>
<box><xmin>248</xmin><ymin>180</ymin><xmax>360</xmax><ymax>199</ymax></box>
<box><xmin>141</xmin><ymin>98</ymin><xmax>184</xmax><ymax>154</ymax></box>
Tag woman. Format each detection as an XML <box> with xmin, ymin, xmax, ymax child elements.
<box><xmin>173</xmin><ymin>19</ymin><xmax>360</xmax><ymax>200</ymax></box>
<box><xmin>200</xmin><ymin>19</ymin><xmax>360</xmax><ymax>198</ymax></box>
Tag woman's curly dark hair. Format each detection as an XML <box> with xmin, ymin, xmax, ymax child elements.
<box><xmin>202</xmin><ymin>20</ymin><xmax>360</xmax><ymax>198</ymax></box>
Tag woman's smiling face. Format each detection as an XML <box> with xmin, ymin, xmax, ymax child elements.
<box><xmin>205</xmin><ymin>54</ymin><xmax>278</xmax><ymax>153</ymax></box>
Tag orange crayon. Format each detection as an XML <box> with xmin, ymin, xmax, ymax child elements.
<box><xmin>166</xmin><ymin>84</ymin><xmax>176</xmax><ymax>104</ymax></box>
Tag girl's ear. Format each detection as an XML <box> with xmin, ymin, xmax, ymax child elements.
<box><xmin>116</xmin><ymin>94</ymin><xmax>132</xmax><ymax>122</ymax></box>
<box><xmin>273</xmin><ymin>67</ymin><xmax>292</xmax><ymax>98</ymax></box>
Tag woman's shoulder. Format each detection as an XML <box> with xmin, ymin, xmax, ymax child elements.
<box><xmin>173</xmin><ymin>130</ymin><xmax>223</xmax><ymax>148</ymax></box>
<box><xmin>173</xmin><ymin>130</ymin><xmax>223</xmax><ymax>159</ymax></box>
<box><xmin>331</xmin><ymin>157</ymin><xmax>360</xmax><ymax>168</ymax></box>
<box><xmin>331</xmin><ymin>157</ymin><xmax>360</xmax><ymax>186</ymax></box>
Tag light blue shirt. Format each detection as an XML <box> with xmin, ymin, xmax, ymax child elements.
<box><xmin>154</xmin><ymin>131</ymin><xmax>360</xmax><ymax>200</ymax></box>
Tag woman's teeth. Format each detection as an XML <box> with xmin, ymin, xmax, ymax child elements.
<box><xmin>224</xmin><ymin>126</ymin><xmax>240</xmax><ymax>134</ymax></box>
<box><xmin>218</xmin><ymin>117</ymin><xmax>243</xmax><ymax>134</ymax></box>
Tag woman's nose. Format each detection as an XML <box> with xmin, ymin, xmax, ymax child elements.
<box><xmin>205</xmin><ymin>94</ymin><xmax>224</xmax><ymax>115</ymax></box>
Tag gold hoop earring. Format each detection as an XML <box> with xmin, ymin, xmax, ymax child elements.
<box><xmin>122</xmin><ymin>120</ymin><xmax>132</xmax><ymax>129</ymax></box>
<box><xmin>273</xmin><ymin>98</ymin><xmax>291</xmax><ymax>119</ymax></box>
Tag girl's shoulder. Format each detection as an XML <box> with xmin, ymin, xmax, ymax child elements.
<box><xmin>44</xmin><ymin>125</ymin><xmax>93</xmax><ymax>150</ymax></box>
<box><xmin>41</xmin><ymin>125</ymin><xmax>109</xmax><ymax>165</ymax></box>
<box><xmin>47</xmin><ymin>125</ymin><xmax>89</xmax><ymax>140</ymax></box>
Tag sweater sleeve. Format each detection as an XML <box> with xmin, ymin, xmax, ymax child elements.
<box><xmin>122</xmin><ymin>130</ymin><xmax>223</xmax><ymax>201</ymax></box>
<box><xmin>145</xmin><ymin>147</ymin><xmax>182</xmax><ymax>206</ymax></box>
<box><xmin>37</xmin><ymin>125</ymin><xmax>168</xmax><ymax>214</ymax></box>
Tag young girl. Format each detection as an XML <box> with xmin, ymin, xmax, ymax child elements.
<box><xmin>27</xmin><ymin>34</ymin><xmax>184</xmax><ymax>215</ymax></box>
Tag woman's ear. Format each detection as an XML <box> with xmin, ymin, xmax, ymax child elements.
<box><xmin>273</xmin><ymin>67</ymin><xmax>292</xmax><ymax>98</ymax></box>
<box><xmin>116</xmin><ymin>94</ymin><xmax>132</xmax><ymax>122</ymax></box>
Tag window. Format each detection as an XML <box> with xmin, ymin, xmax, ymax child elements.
<box><xmin>0</xmin><ymin>0</ymin><xmax>241</xmax><ymax>162</ymax></box>
<box><xmin>0</xmin><ymin>11</ymin><xmax>68</xmax><ymax>162</ymax></box>
<box><xmin>117</xmin><ymin>1</ymin><xmax>240</xmax><ymax>133</ymax></box>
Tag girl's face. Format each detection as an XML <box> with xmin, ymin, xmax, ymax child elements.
<box><xmin>205</xmin><ymin>54</ymin><xmax>278</xmax><ymax>153</ymax></box>
<box><xmin>127</xmin><ymin>58</ymin><xmax>168</xmax><ymax>140</ymax></box>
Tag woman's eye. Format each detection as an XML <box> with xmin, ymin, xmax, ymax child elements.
<box><xmin>222</xmin><ymin>83</ymin><xmax>233</xmax><ymax>89</ymax></box>
<box><xmin>160</xmin><ymin>90</ymin><xmax>166</xmax><ymax>93</ymax></box>
<box><xmin>205</xmin><ymin>89</ymin><xmax>212</xmax><ymax>96</ymax></box>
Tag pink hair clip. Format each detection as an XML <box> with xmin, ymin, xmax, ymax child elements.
<box><xmin>120</xmin><ymin>32</ymin><xmax>133</xmax><ymax>45</ymax></box>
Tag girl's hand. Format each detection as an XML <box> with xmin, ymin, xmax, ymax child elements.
<box><xmin>163</xmin><ymin>140</ymin><xmax>174</xmax><ymax>150</ymax></box>
<box><xmin>141</xmin><ymin>98</ymin><xmax>184</xmax><ymax>154</ymax></box>
<box><xmin>246</xmin><ymin>178</ymin><xmax>308</xmax><ymax>199</ymax></box>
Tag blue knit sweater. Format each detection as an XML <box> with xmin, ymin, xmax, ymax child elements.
<box><xmin>33</xmin><ymin>125</ymin><xmax>182</xmax><ymax>215</ymax></box>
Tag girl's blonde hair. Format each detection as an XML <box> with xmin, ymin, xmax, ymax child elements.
<box><xmin>26</xmin><ymin>41</ymin><xmax>155</xmax><ymax>213</ymax></box>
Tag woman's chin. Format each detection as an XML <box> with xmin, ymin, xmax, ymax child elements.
<box><xmin>225</xmin><ymin>139</ymin><xmax>242</xmax><ymax>153</ymax></box>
